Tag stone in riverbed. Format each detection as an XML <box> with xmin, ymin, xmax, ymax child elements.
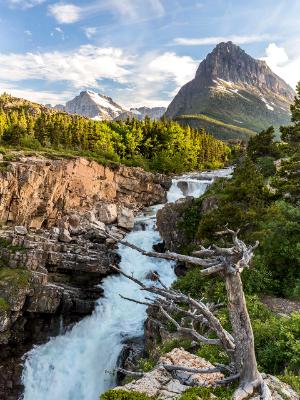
<box><xmin>96</xmin><ymin>203</ymin><xmax>118</xmax><ymax>224</ymax></box>
<box><xmin>117</xmin><ymin>208</ymin><xmax>134</xmax><ymax>230</ymax></box>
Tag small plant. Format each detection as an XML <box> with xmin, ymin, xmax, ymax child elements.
<box><xmin>179</xmin><ymin>385</ymin><xmax>236</xmax><ymax>400</ymax></box>
<box><xmin>100</xmin><ymin>389</ymin><xmax>154</xmax><ymax>400</ymax></box>
<box><xmin>137</xmin><ymin>358</ymin><xmax>155</xmax><ymax>372</ymax></box>
<box><xmin>0</xmin><ymin>297</ymin><xmax>9</xmax><ymax>312</ymax></box>
<box><xmin>278</xmin><ymin>375</ymin><xmax>300</xmax><ymax>395</ymax></box>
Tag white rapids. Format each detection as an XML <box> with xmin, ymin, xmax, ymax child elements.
<box><xmin>21</xmin><ymin>167</ymin><xmax>232</xmax><ymax>400</ymax></box>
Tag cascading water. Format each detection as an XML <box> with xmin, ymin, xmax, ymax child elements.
<box><xmin>22</xmin><ymin>168</ymin><xmax>232</xmax><ymax>400</ymax></box>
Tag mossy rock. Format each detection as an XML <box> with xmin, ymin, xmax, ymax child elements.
<box><xmin>0</xmin><ymin>268</ymin><xmax>30</xmax><ymax>289</ymax></box>
<box><xmin>0</xmin><ymin>297</ymin><xmax>9</xmax><ymax>312</ymax></box>
<box><xmin>100</xmin><ymin>389</ymin><xmax>155</xmax><ymax>400</ymax></box>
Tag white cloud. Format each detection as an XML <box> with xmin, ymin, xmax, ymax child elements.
<box><xmin>8</xmin><ymin>0</ymin><xmax>45</xmax><ymax>9</ymax></box>
<box><xmin>146</xmin><ymin>52</ymin><xmax>198</xmax><ymax>87</ymax></box>
<box><xmin>24</xmin><ymin>30</ymin><xmax>32</xmax><ymax>36</ymax></box>
<box><xmin>174</xmin><ymin>34</ymin><xmax>271</xmax><ymax>46</ymax></box>
<box><xmin>49</xmin><ymin>0</ymin><xmax>164</xmax><ymax>24</ymax></box>
<box><xmin>0</xmin><ymin>84</ymin><xmax>74</xmax><ymax>105</ymax></box>
<box><xmin>49</xmin><ymin>3</ymin><xmax>81</xmax><ymax>24</ymax></box>
<box><xmin>262</xmin><ymin>43</ymin><xmax>300</xmax><ymax>89</ymax></box>
<box><xmin>118</xmin><ymin>51</ymin><xmax>198</xmax><ymax>108</ymax></box>
<box><xmin>0</xmin><ymin>45</ymin><xmax>198</xmax><ymax>108</ymax></box>
<box><xmin>0</xmin><ymin>45</ymin><xmax>133</xmax><ymax>89</ymax></box>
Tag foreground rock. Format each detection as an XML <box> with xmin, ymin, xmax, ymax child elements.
<box><xmin>114</xmin><ymin>349</ymin><xmax>299</xmax><ymax>400</ymax></box>
<box><xmin>115</xmin><ymin>348</ymin><xmax>223</xmax><ymax>399</ymax></box>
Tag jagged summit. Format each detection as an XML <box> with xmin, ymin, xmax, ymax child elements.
<box><xmin>53</xmin><ymin>90</ymin><xmax>125</xmax><ymax>120</ymax></box>
<box><xmin>165</xmin><ymin>42</ymin><xmax>295</xmax><ymax>140</ymax></box>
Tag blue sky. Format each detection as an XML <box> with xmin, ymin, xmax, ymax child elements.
<box><xmin>0</xmin><ymin>0</ymin><xmax>300</xmax><ymax>107</ymax></box>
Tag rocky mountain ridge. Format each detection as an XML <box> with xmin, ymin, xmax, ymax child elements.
<box><xmin>165</xmin><ymin>41</ymin><xmax>295</xmax><ymax>140</ymax></box>
<box><xmin>52</xmin><ymin>90</ymin><xmax>125</xmax><ymax>120</ymax></box>
<box><xmin>49</xmin><ymin>91</ymin><xmax>166</xmax><ymax>121</ymax></box>
<box><xmin>115</xmin><ymin>106</ymin><xmax>166</xmax><ymax>121</ymax></box>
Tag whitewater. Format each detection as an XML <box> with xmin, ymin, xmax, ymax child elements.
<box><xmin>22</xmin><ymin>168</ymin><xmax>232</xmax><ymax>400</ymax></box>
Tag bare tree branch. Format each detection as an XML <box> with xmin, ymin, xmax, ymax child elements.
<box><xmin>117</xmin><ymin>368</ymin><xmax>144</xmax><ymax>378</ymax></box>
<box><xmin>162</xmin><ymin>364</ymin><xmax>224</xmax><ymax>374</ymax></box>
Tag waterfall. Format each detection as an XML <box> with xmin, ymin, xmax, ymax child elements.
<box><xmin>21</xmin><ymin>168</ymin><xmax>232</xmax><ymax>400</ymax></box>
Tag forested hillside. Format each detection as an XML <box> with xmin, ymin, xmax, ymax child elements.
<box><xmin>0</xmin><ymin>93</ymin><xmax>230</xmax><ymax>174</ymax></box>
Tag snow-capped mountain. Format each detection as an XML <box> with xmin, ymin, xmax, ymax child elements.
<box><xmin>165</xmin><ymin>41</ymin><xmax>295</xmax><ymax>140</ymax></box>
<box><xmin>53</xmin><ymin>90</ymin><xmax>125</xmax><ymax>120</ymax></box>
<box><xmin>114</xmin><ymin>106</ymin><xmax>166</xmax><ymax>121</ymax></box>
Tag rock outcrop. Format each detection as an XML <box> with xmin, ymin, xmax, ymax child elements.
<box><xmin>0</xmin><ymin>156</ymin><xmax>171</xmax><ymax>229</ymax></box>
<box><xmin>115</xmin><ymin>349</ymin><xmax>299</xmax><ymax>400</ymax></box>
<box><xmin>0</xmin><ymin>155</ymin><xmax>171</xmax><ymax>399</ymax></box>
<box><xmin>156</xmin><ymin>197</ymin><xmax>198</xmax><ymax>252</ymax></box>
<box><xmin>115</xmin><ymin>348</ymin><xmax>223</xmax><ymax>399</ymax></box>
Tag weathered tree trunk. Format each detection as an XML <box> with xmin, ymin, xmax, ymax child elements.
<box><xmin>103</xmin><ymin>227</ymin><xmax>273</xmax><ymax>399</ymax></box>
<box><xmin>225</xmin><ymin>272</ymin><xmax>262</xmax><ymax>399</ymax></box>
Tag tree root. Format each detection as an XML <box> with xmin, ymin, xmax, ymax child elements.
<box><xmin>233</xmin><ymin>377</ymin><xmax>273</xmax><ymax>400</ymax></box>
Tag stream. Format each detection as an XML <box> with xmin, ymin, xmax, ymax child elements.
<box><xmin>22</xmin><ymin>168</ymin><xmax>232</xmax><ymax>400</ymax></box>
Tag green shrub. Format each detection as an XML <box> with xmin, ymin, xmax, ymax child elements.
<box><xmin>256</xmin><ymin>156</ymin><xmax>276</xmax><ymax>177</ymax></box>
<box><xmin>137</xmin><ymin>358</ymin><xmax>156</xmax><ymax>372</ymax></box>
<box><xmin>160</xmin><ymin>338</ymin><xmax>193</xmax><ymax>354</ymax></box>
<box><xmin>179</xmin><ymin>385</ymin><xmax>236</xmax><ymax>400</ymax></box>
<box><xmin>196</xmin><ymin>344</ymin><xmax>229</xmax><ymax>365</ymax></box>
<box><xmin>19</xmin><ymin>135</ymin><xmax>41</xmax><ymax>150</ymax></box>
<box><xmin>278</xmin><ymin>375</ymin><xmax>300</xmax><ymax>394</ymax></box>
<box><xmin>0</xmin><ymin>268</ymin><xmax>30</xmax><ymax>288</ymax></box>
<box><xmin>100</xmin><ymin>389</ymin><xmax>154</xmax><ymax>400</ymax></box>
<box><xmin>0</xmin><ymin>297</ymin><xmax>9</xmax><ymax>312</ymax></box>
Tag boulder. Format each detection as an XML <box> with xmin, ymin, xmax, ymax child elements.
<box><xmin>59</xmin><ymin>228</ymin><xmax>72</xmax><ymax>243</ymax></box>
<box><xmin>96</xmin><ymin>203</ymin><xmax>118</xmax><ymax>224</ymax></box>
<box><xmin>14</xmin><ymin>226</ymin><xmax>27</xmax><ymax>235</ymax></box>
<box><xmin>117</xmin><ymin>208</ymin><xmax>135</xmax><ymax>230</ymax></box>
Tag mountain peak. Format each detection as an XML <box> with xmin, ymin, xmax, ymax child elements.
<box><xmin>195</xmin><ymin>42</ymin><xmax>294</xmax><ymax>98</ymax></box>
<box><xmin>165</xmin><ymin>42</ymin><xmax>295</xmax><ymax>140</ymax></box>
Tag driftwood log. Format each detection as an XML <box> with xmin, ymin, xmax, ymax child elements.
<box><xmin>103</xmin><ymin>227</ymin><xmax>271</xmax><ymax>400</ymax></box>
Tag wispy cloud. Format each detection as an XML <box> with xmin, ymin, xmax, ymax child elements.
<box><xmin>0</xmin><ymin>84</ymin><xmax>74</xmax><ymax>105</ymax></box>
<box><xmin>7</xmin><ymin>0</ymin><xmax>46</xmax><ymax>9</ymax></box>
<box><xmin>0</xmin><ymin>45</ymin><xmax>133</xmax><ymax>88</ymax></box>
<box><xmin>262</xmin><ymin>43</ymin><xmax>300</xmax><ymax>89</ymax></box>
<box><xmin>173</xmin><ymin>34</ymin><xmax>272</xmax><ymax>46</ymax></box>
<box><xmin>48</xmin><ymin>0</ymin><xmax>164</xmax><ymax>24</ymax></box>
<box><xmin>0</xmin><ymin>44</ymin><xmax>198</xmax><ymax>107</ymax></box>
<box><xmin>84</xmin><ymin>27</ymin><xmax>97</xmax><ymax>39</ymax></box>
<box><xmin>117</xmin><ymin>51</ymin><xmax>198</xmax><ymax>107</ymax></box>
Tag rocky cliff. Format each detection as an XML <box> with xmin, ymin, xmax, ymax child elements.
<box><xmin>0</xmin><ymin>155</ymin><xmax>171</xmax><ymax>399</ymax></box>
<box><xmin>0</xmin><ymin>156</ymin><xmax>170</xmax><ymax>229</ymax></box>
<box><xmin>165</xmin><ymin>41</ymin><xmax>295</xmax><ymax>140</ymax></box>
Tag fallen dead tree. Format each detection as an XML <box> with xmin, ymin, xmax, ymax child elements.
<box><xmin>103</xmin><ymin>227</ymin><xmax>272</xmax><ymax>400</ymax></box>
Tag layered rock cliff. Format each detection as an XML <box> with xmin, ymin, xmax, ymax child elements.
<box><xmin>0</xmin><ymin>155</ymin><xmax>171</xmax><ymax>399</ymax></box>
<box><xmin>0</xmin><ymin>156</ymin><xmax>170</xmax><ymax>229</ymax></box>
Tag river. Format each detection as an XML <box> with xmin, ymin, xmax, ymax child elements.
<box><xmin>22</xmin><ymin>167</ymin><xmax>232</xmax><ymax>400</ymax></box>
